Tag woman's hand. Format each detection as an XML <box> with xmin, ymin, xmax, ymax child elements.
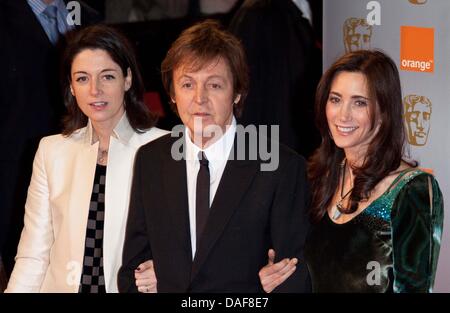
<box><xmin>135</xmin><ymin>260</ymin><xmax>157</xmax><ymax>293</ymax></box>
<box><xmin>258</xmin><ymin>249</ymin><xmax>297</xmax><ymax>293</ymax></box>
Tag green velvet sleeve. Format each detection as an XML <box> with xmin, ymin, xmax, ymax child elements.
<box><xmin>390</xmin><ymin>173</ymin><xmax>444</xmax><ymax>292</ymax></box>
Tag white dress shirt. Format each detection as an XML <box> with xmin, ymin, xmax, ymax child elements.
<box><xmin>185</xmin><ymin>117</ymin><xmax>237</xmax><ymax>258</ymax></box>
<box><xmin>292</xmin><ymin>0</ymin><xmax>313</xmax><ymax>26</ymax></box>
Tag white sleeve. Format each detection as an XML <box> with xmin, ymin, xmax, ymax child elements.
<box><xmin>5</xmin><ymin>138</ymin><xmax>54</xmax><ymax>292</ymax></box>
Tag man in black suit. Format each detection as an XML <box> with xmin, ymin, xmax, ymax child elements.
<box><xmin>118</xmin><ymin>20</ymin><xmax>310</xmax><ymax>293</ymax></box>
<box><xmin>0</xmin><ymin>0</ymin><xmax>99</xmax><ymax>275</ymax></box>
<box><xmin>229</xmin><ymin>0</ymin><xmax>322</xmax><ymax>158</ymax></box>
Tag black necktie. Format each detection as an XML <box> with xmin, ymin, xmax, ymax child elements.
<box><xmin>196</xmin><ymin>151</ymin><xmax>210</xmax><ymax>251</ymax></box>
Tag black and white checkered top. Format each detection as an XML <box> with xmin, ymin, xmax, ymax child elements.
<box><xmin>79</xmin><ymin>164</ymin><xmax>107</xmax><ymax>293</ymax></box>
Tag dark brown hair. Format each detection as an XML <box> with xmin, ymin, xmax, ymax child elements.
<box><xmin>161</xmin><ymin>19</ymin><xmax>249</xmax><ymax>117</ymax></box>
<box><xmin>61</xmin><ymin>24</ymin><xmax>156</xmax><ymax>135</ymax></box>
<box><xmin>308</xmin><ymin>50</ymin><xmax>413</xmax><ymax>222</ymax></box>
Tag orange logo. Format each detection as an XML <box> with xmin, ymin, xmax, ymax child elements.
<box><xmin>400</xmin><ymin>26</ymin><xmax>434</xmax><ymax>73</ymax></box>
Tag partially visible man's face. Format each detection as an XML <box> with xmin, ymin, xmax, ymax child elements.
<box><xmin>172</xmin><ymin>57</ymin><xmax>240</xmax><ymax>147</ymax></box>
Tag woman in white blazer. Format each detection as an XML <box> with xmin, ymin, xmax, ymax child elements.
<box><xmin>6</xmin><ymin>25</ymin><xmax>167</xmax><ymax>293</ymax></box>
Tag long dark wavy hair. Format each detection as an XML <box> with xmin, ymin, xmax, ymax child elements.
<box><xmin>308</xmin><ymin>50</ymin><xmax>413</xmax><ymax>223</ymax></box>
<box><xmin>61</xmin><ymin>25</ymin><xmax>157</xmax><ymax>136</ymax></box>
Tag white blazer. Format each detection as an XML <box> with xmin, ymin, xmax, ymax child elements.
<box><xmin>6</xmin><ymin>115</ymin><xmax>168</xmax><ymax>292</ymax></box>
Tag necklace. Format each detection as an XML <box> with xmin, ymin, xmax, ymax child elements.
<box><xmin>333</xmin><ymin>158</ymin><xmax>353</xmax><ymax>220</ymax></box>
<box><xmin>98</xmin><ymin>148</ymin><xmax>108</xmax><ymax>165</ymax></box>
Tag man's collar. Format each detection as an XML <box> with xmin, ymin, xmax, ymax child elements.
<box><xmin>185</xmin><ymin>116</ymin><xmax>237</xmax><ymax>163</ymax></box>
<box><xmin>27</xmin><ymin>0</ymin><xmax>63</xmax><ymax>15</ymax></box>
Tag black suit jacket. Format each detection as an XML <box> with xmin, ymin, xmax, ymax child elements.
<box><xmin>118</xmin><ymin>133</ymin><xmax>311</xmax><ymax>292</ymax></box>
<box><xmin>229</xmin><ymin>0</ymin><xmax>321</xmax><ymax>158</ymax></box>
<box><xmin>0</xmin><ymin>0</ymin><xmax>100</xmax><ymax>273</ymax></box>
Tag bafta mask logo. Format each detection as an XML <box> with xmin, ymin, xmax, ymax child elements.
<box><xmin>343</xmin><ymin>18</ymin><xmax>373</xmax><ymax>53</ymax></box>
<box><xmin>408</xmin><ymin>0</ymin><xmax>427</xmax><ymax>4</ymax></box>
<box><xmin>403</xmin><ymin>95</ymin><xmax>432</xmax><ymax>146</ymax></box>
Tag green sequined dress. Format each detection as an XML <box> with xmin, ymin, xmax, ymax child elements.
<box><xmin>304</xmin><ymin>169</ymin><xmax>444</xmax><ymax>292</ymax></box>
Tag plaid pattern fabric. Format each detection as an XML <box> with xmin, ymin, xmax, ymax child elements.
<box><xmin>79</xmin><ymin>165</ymin><xmax>107</xmax><ymax>293</ymax></box>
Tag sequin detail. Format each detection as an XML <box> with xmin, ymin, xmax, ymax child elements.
<box><xmin>363</xmin><ymin>169</ymin><xmax>425</xmax><ymax>222</ymax></box>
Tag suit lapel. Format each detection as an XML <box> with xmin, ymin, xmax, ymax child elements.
<box><xmin>67</xmin><ymin>141</ymin><xmax>98</xmax><ymax>285</ymax></box>
<box><xmin>102</xmin><ymin>137</ymin><xmax>136</xmax><ymax>291</ymax></box>
<box><xmin>191</xmin><ymin>143</ymin><xmax>259</xmax><ymax>281</ymax></box>
<box><xmin>162</xmin><ymin>138</ymin><xmax>193</xmax><ymax>261</ymax></box>
<box><xmin>8</xmin><ymin>0</ymin><xmax>54</xmax><ymax>47</ymax></box>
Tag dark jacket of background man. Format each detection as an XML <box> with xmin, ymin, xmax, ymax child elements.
<box><xmin>229</xmin><ymin>0</ymin><xmax>322</xmax><ymax>158</ymax></box>
<box><xmin>0</xmin><ymin>0</ymin><xmax>100</xmax><ymax>277</ymax></box>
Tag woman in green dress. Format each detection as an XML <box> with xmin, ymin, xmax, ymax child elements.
<box><xmin>259</xmin><ymin>50</ymin><xmax>444</xmax><ymax>293</ymax></box>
